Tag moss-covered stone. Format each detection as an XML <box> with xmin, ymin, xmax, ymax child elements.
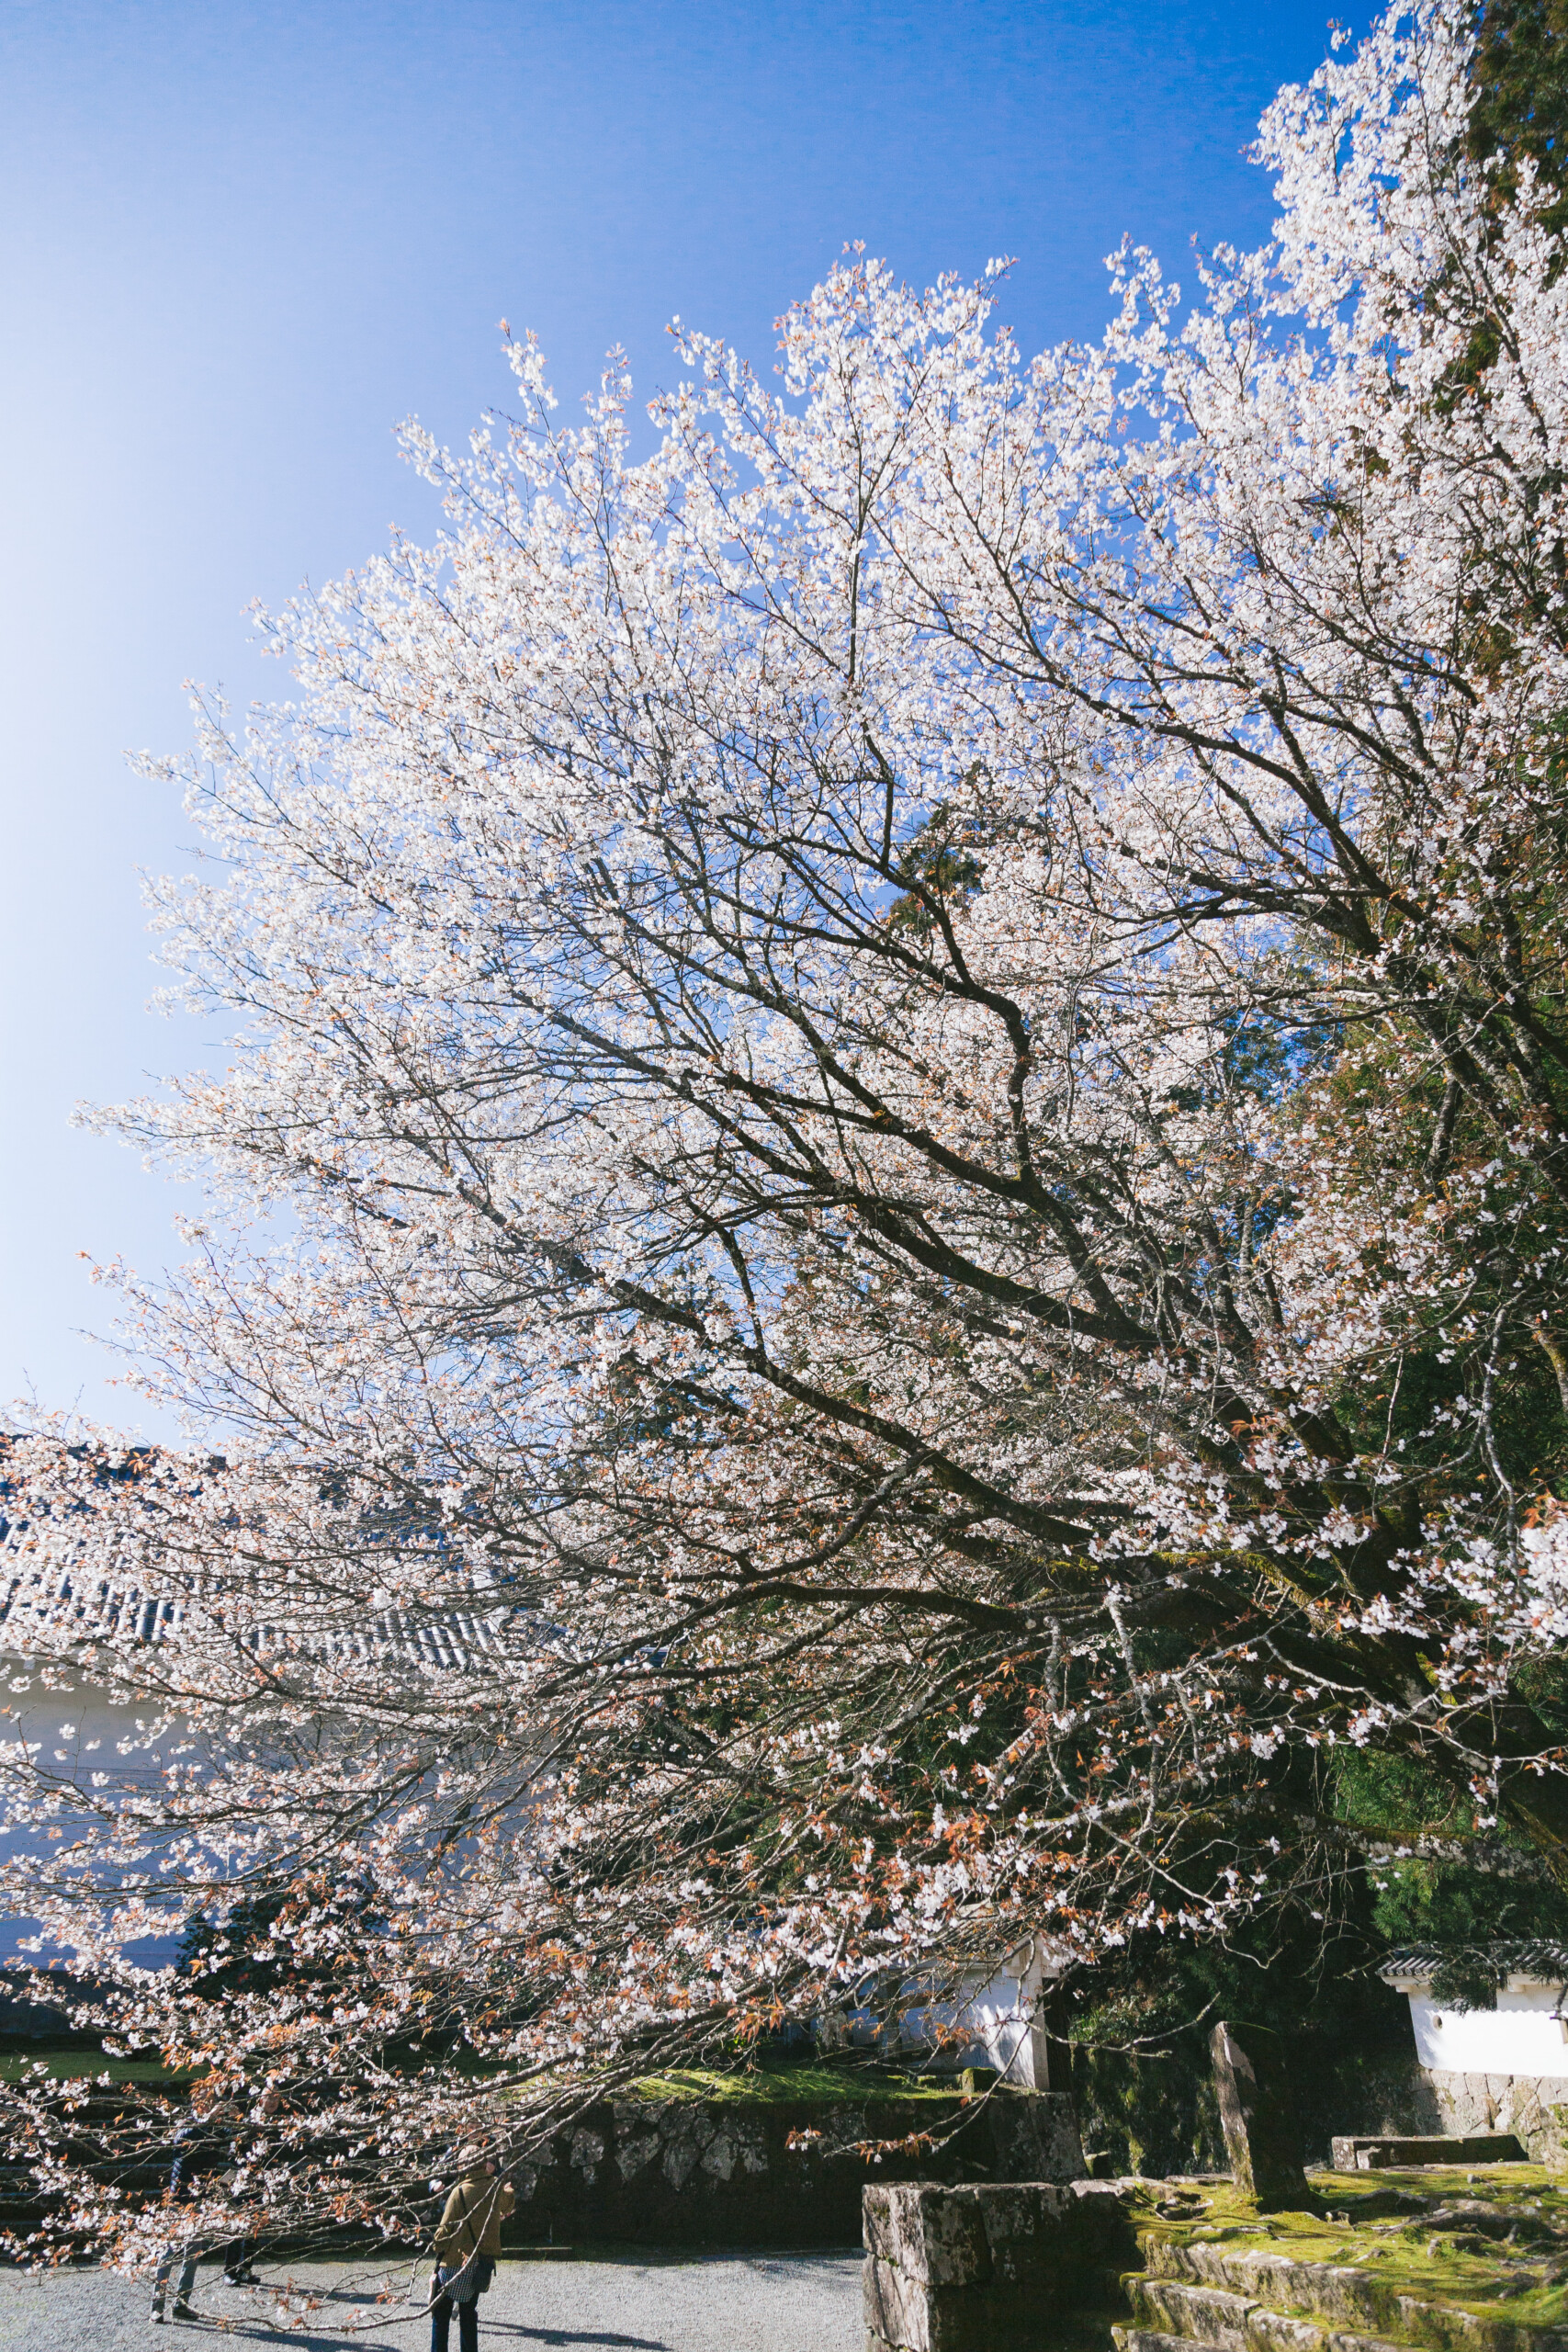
<box><xmin>1128</xmin><ymin>2168</ymin><xmax>1568</xmax><ymax>2352</ymax></box>
<box><xmin>859</xmin><ymin>2163</ymin><xmax>1568</xmax><ymax>2352</ymax></box>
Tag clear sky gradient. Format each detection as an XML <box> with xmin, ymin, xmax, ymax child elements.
<box><xmin>1</xmin><ymin>0</ymin><xmax>1348</xmax><ymax>1435</ymax></box>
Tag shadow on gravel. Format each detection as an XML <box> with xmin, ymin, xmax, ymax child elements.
<box><xmin>0</xmin><ymin>2245</ymin><xmax>860</xmax><ymax>2351</ymax></box>
<box><xmin>485</xmin><ymin>2334</ymin><xmax>670</xmax><ymax>2348</ymax></box>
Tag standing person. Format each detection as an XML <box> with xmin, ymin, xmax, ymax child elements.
<box><xmin>216</xmin><ymin>2083</ymin><xmax>287</xmax><ymax>2290</ymax></box>
<box><xmin>150</xmin><ymin>2098</ymin><xmax>239</xmax><ymax>2323</ymax></box>
<box><xmin>428</xmin><ymin>2151</ymin><xmax>515</xmax><ymax>2352</ymax></box>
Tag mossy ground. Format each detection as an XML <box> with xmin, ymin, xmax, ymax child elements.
<box><xmin>629</xmin><ymin>2061</ymin><xmax>964</xmax><ymax>2103</ymax></box>
<box><xmin>0</xmin><ymin>2045</ymin><xmax>953</xmax><ymax>2099</ymax></box>
<box><xmin>1128</xmin><ymin>2166</ymin><xmax>1568</xmax><ymax>2334</ymax></box>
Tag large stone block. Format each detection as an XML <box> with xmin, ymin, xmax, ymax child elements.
<box><xmin>864</xmin><ymin>2254</ymin><xmax>941</xmax><ymax>2352</ymax></box>
<box><xmin>863</xmin><ymin>2182</ymin><xmax>994</xmax><ymax>2288</ymax></box>
<box><xmin>1210</xmin><ymin>2021</ymin><xmax>1312</xmax><ymax>2210</ymax></box>
<box><xmin>988</xmin><ymin>2088</ymin><xmax>1087</xmax><ymax>2183</ymax></box>
<box><xmin>863</xmin><ymin>2177</ymin><xmax>1136</xmax><ymax>2352</ymax></box>
<box><xmin>1069</xmin><ymin>2177</ymin><xmax>1142</xmax><ymax>2244</ymax></box>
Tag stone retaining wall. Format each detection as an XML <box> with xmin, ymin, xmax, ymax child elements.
<box><xmin>1070</xmin><ymin>2030</ymin><xmax>1568</xmax><ymax>2175</ymax></box>
<box><xmin>1423</xmin><ymin>2070</ymin><xmax>1568</xmax><ymax>2161</ymax></box>
<box><xmin>0</xmin><ymin>2086</ymin><xmax>1083</xmax><ymax>2259</ymax></box>
<box><xmin>506</xmin><ymin>2087</ymin><xmax>1084</xmax><ymax>2248</ymax></box>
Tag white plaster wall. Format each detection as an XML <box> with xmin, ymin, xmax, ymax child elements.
<box><xmin>1</xmin><ymin>1665</ymin><xmax>201</xmax><ymax>1983</ymax></box>
<box><xmin>851</xmin><ymin>1942</ymin><xmax>1055</xmax><ymax>2088</ymax></box>
<box><xmin>1393</xmin><ymin>1977</ymin><xmax>1568</xmax><ymax>2078</ymax></box>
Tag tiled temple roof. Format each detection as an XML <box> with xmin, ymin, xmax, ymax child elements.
<box><xmin>1</xmin><ymin>1437</ymin><xmax>528</xmax><ymax>1674</ymax></box>
<box><xmin>1380</xmin><ymin>1942</ymin><xmax>1568</xmax><ymax>1985</ymax></box>
<box><xmin>0</xmin><ymin>1558</ymin><xmax>520</xmax><ymax>1674</ymax></box>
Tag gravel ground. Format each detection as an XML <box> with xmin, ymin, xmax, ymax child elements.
<box><xmin>0</xmin><ymin>2249</ymin><xmax>863</xmax><ymax>2352</ymax></box>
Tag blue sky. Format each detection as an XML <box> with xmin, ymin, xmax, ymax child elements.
<box><xmin>2</xmin><ymin>0</ymin><xmax>1345</xmax><ymax>1435</ymax></box>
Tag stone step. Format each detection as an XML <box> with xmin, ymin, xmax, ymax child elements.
<box><xmin>1255</xmin><ymin>2313</ymin><xmax>1371</xmax><ymax>2352</ymax></box>
<box><xmin>1129</xmin><ymin>2277</ymin><xmax>1255</xmax><ymax>2350</ymax></box>
<box><xmin>1117</xmin><ymin>2328</ymin><xmax>1217</xmax><ymax>2352</ymax></box>
<box><xmin>1129</xmin><ymin>2276</ymin><xmax>1327</xmax><ymax>2352</ymax></box>
<box><xmin>1115</xmin><ymin>2330</ymin><xmax>1414</xmax><ymax>2352</ymax></box>
<box><xmin>1125</xmin><ymin>2274</ymin><xmax>1428</xmax><ymax>2352</ymax></box>
<box><xmin>1144</xmin><ymin>2241</ymin><xmax>1563</xmax><ymax>2352</ymax></box>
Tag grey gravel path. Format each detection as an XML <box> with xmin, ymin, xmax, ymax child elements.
<box><xmin>0</xmin><ymin>2250</ymin><xmax>863</xmax><ymax>2352</ymax></box>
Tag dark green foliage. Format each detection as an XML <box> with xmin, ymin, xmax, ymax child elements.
<box><xmin>1326</xmin><ymin>1317</ymin><xmax>1568</xmax><ymax>1510</ymax></box>
<box><xmin>1469</xmin><ymin>0</ymin><xmax>1568</xmax><ymax>240</ymax></box>
<box><xmin>1361</xmin><ymin>1841</ymin><xmax>1564</xmax><ymax>1958</ymax></box>
<box><xmin>1056</xmin><ymin>1901</ymin><xmax>1401</xmax><ymax>2056</ymax></box>
<box><xmin>883</xmin><ymin>806</ymin><xmax>987</xmax><ymax>939</ymax></box>
<box><xmin>1054</xmin><ymin>1911</ymin><xmax>1421</xmax><ymax>2175</ymax></box>
<box><xmin>1334</xmin><ymin>1748</ymin><xmax>1568</xmax><ymax>2008</ymax></box>
<box><xmin>176</xmin><ymin>1876</ymin><xmax>385</xmax><ymax>1999</ymax></box>
<box><xmin>177</xmin><ymin>1890</ymin><xmax>294</xmax><ymax>1996</ymax></box>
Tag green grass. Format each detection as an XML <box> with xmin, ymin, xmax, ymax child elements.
<box><xmin>0</xmin><ymin>2044</ymin><xmax>194</xmax><ymax>2086</ymax></box>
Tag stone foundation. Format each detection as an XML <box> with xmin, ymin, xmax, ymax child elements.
<box><xmin>1330</xmin><ymin>2130</ymin><xmax>1526</xmax><ymax>2170</ymax></box>
<box><xmin>863</xmin><ymin>2178</ymin><xmax>1134</xmax><ymax>2352</ymax></box>
<box><xmin>1423</xmin><ymin>2070</ymin><xmax>1568</xmax><ymax>2161</ymax></box>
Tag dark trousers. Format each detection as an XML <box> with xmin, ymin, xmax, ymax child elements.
<box><xmin>431</xmin><ymin>2258</ymin><xmax>491</xmax><ymax>2352</ymax></box>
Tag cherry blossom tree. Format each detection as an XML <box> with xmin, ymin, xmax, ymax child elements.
<box><xmin>4</xmin><ymin>0</ymin><xmax>1568</xmax><ymax>2258</ymax></box>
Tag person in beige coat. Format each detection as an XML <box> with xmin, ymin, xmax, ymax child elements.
<box><xmin>429</xmin><ymin>2152</ymin><xmax>515</xmax><ymax>2352</ymax></box>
